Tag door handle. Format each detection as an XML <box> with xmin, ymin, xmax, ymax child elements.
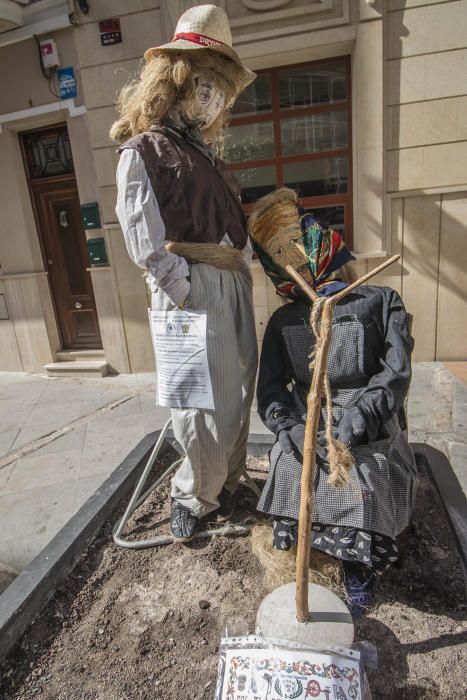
<box><xmin>74</xmin><ymin>302</ymin><xmax>83</xmax><ymax>309</ymax></box>
<box><xmin>59</xmin><ymin>210</ymin><xmax>69</xmax><ymax>228</ymax></box>
<box><xmin>47</xmin><ymin>259</ymin><xmax>53</xmax><ymax>265</ymax></box>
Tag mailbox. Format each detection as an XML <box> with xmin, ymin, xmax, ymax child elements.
<box><xmin>86</xmin><ymin>237</ymin><xmax>108</xmax><ymax>266</ymax></box>
<box><xmin>80</xmin><ymin>202</ymin><xmax>101</xmax><ymax>230</ymax></box>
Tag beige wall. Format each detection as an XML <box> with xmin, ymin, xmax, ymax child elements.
<box><xmin>241</xmin><ymin>0</ymin><xmax>467</xmax><ymax>362</ymax></box>
<box><xmin>376</xmin><ymin>0</ymin><xmax>467</xmax><ymax>360</ymax></box>
<box><xmin>0</xmin><ymin>28</ymin><xmax>101</xmax><ymax>370</ymax></box>
<box><xmin>0</xmin><ymin>28</ymin><xmax>83</xmax><ymax>114</ymax></box>
<box><xmin>0</xmin><ymin>129</ymin><xmax>43</xmax><ymax>275</ymax></box>
<box><xmin>0</xmin><ymin>0</ymin><xmax>465</xmax><ymax>373</ymax></box>
<box><xmin>69</xmin><ymin>1</ymin><xmax>165</xmax><ymax>372</ymax></box>
<box><xmin>0</xmin><ymin>117</ymin><xmax>65</xmax><ymax>369</ymax></box>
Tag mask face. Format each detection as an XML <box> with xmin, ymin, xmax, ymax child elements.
<box><xmin>266</xmin><ymin>225</ymin><xmax>314</xmax><ymax>286</ymax></box>
<box><xmin>182</xmin><ymin>71</ymin><xmax>225</xmax><ymax>129</ymax></box>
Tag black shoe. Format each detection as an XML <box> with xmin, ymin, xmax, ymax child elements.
<box><xmin>343</xmin><ymin>562</ymin><xmax>376</xmax><ymax>619</ymax></box>
<box><xmin>217</xmin><ymin>487</ymin><xmax>235</xmax><ymax>522</ymax></box>
<box><xmin>170</xmin><ymin>500</ymin><xmax>199</xmax><ymax>542</ymax></box>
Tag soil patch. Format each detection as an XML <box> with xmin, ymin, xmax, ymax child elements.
<box><xmin>0</xmin><ymin>449</ymin><xmax>465</xmax><ymax>699</ymax></box>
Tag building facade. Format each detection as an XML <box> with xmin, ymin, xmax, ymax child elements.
<box><xmin>0</xmin><ymin>0</ymin><xmax>466</xmax><ymax>374</ymax></box>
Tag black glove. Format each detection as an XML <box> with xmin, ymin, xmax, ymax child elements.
<box><xmin>278</xmin><ymin>424</ymin><xmax>327</xmax><ymax>461</ymax></box>
<box><xmin>335</xmin><ymin>407</ymin><xmax>366</xmax><ymax>447</ymax></box>
<box><xmin>278</xmin><ymin>423</ymin><xmax>305</xmax><ymax>456</ymax></box>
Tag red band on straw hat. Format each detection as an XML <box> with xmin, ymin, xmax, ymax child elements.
<box><xmin>172</xmin><ymin>32</ymin><xmax>228</xmax><ymax>48</ymax></box>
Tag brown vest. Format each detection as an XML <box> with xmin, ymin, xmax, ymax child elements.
<box><xmin>118</xmin><ymin>130</ymin><xmax>248</xmax><ymax>248</ymax></box>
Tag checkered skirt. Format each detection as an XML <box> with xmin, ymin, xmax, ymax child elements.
<box><xmin>257</xmin><ymin>412</ymin><xmax>417</xmax><ymax>539</ymax></box>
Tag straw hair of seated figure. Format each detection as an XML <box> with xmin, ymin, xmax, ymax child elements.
<box><xmin>248</xmin><ymin>187</ymin><xmax>300</xmax><ymax>248</ymax></box>
<box><xmin>250</xmin><ymin>524</ymin><xmax>343</xmax><ymax>596</ymax></box>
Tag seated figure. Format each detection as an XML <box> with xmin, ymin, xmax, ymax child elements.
<box><xmin>248</xmin><ymin>189</ymin><xmax>417</xmax><ymax>616</ymax></box>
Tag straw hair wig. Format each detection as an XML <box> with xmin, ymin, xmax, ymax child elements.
<box><xmin>248</xmin><ymin>188</ymin><xmax>301</xmax><ymax>251</ymax></box>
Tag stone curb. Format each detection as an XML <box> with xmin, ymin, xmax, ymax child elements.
<box><xmin>0</xmin><ymin>432</ymin><xmax>272</xmax><ymax>661</ymax></box>
<box><xmin>413</xmin><ymin>443</ymin><xmax>467</xmax><ymax>579</ymax></box>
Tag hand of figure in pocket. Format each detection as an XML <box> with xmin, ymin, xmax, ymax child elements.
<box><xmin>177</xmin><ymin>280</ymin><xmax>191</xmax><ymax>309</ymax></box>
<box><xmin>278</xmin><ymin>423</ymin><xmax>305</xmax><ymax>456</ymax></box>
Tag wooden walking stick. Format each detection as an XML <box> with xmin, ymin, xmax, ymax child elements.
<box><xmin>286</xmin><ymin>254</ymin><xmax>400</xmax><ymax>623</ymax></box>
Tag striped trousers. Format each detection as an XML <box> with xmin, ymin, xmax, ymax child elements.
<box><xmin>151</xmin><ymin>262</ymin><xmax>258</xmax><ymax>516</ymax></box>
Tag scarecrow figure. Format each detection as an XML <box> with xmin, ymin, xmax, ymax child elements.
<box><xmin>111</xmin><ymin>5</ymin><xmax>257</xmax><ymax>542</ymax></box>
<box><xmin>248</xmin><ymin>188</ymin><xmax>417</xmax><ymax>616</ymax></box>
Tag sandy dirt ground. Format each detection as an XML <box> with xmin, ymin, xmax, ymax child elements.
<box><xmin>0</xmin><ymin>447</ymin><xmax>465</xmax><ymax>700</ymax></box>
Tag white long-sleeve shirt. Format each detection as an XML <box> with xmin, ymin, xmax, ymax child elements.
<box><xmin>115</xmin><ymin>148</ymin><xmax>252</xmax><ymax>306</ymax></box>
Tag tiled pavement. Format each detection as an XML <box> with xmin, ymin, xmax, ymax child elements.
<box><xmin>408</xmin><ymin>362</ymin><xmax>467</xmax><ymax>497</ymax></box>
<box><xmin>0</xmin><ymin>371</ymin><xmax>266</xmax><ymax>590</ymax></box>
<box><xmin>0</xmin><ymin>372</ymin><xmax>164</xmax><ymax>584</ymax></box>
<box><xmin>0</xmin><ymin>363</ymin><xmax>465</xmax><ymax>593</ymax></box>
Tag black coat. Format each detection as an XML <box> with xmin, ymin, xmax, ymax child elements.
<box><xmin>256</xmin><ymin>285</ymin><xmax>417</xmax><ymax>537</ymax></box>
<box><xmin>257</xmin><ymin>285</ymin><xmax>413</xmax><ymax>442</ymax></box>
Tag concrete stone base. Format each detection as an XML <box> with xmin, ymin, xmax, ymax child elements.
<box><xmin>257</xmin><ymin>582</ymin><xmax>354</xmax><ymax>648</ymax></box>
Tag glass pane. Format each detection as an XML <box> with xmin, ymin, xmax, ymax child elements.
<box><xmin>234</xmin><ymin>165</ymin><xmax>276</xmax><ymax>205</ymax></box>
<box><xmin>284</xmin><ymin>158</ymin><xmax>348</xmax><ymax>197</ymax></box>
<box><xmin>224</xmin><ymin>122</ymin><xmax>275</xmax><ymax>163</ymax></box>
<box><xmin>23</xmin><ymin>126</ymin><xmax>74</xmax><ymax>179</ymax></box>
<box><xmin>281</xmin><ymin>111</ymin><xmax>348</xmax><ymax>156</ymax></box>
<box><xmin>304</xmin><ymin>205</ymin><xmax>345</xmax><ymax>238</ymax></box>
<box><xmin>232</xmin><ymin>73</ymin><xmax>272</xmax><ymax>116</ymax></box>
<box><xmin>279</xmin><ymin>62</ymin><xmax>347</xmax><ymax>110</ymax></box>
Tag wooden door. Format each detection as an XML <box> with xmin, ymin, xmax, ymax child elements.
<box><xmin>21</xmin><ymin>125</ymin><xmax>102</xmax><ymax>350</ymax></box>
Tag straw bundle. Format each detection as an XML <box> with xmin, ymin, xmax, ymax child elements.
<box><xmin>165</xmin><ymin>241</ymin><xmax>244</xmax><ymax>270</ymax></box>
<box><xmin>247</xmin><ymin>188</ymin><xmax>301</xmax><ymax>250</ymax></box>
<box><xmin>250</xmin><ymin>524</ymin><xmax>343</xmax><ymax>596</ymax></box>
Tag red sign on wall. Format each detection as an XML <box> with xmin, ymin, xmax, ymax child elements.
<box><xmin>99</xmin><ymin>18</ymin><xmax>122</xmax><ymax>46</ymax></box>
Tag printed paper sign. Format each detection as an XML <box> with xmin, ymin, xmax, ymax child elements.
<box><xmin>149</xmin><ymin>309</ymin><xmax>214</xmax><ymax>410</ymax></box>
<box><xmin>217</xmin><ymin>647</ymin><xmax>362</xmax><ymax>700</ymax></box>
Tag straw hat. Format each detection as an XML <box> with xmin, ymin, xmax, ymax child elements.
<box><xmin>144</xmin><ymin>4</ymin><xmax>256</xmax><ymax>92</ymax></box>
